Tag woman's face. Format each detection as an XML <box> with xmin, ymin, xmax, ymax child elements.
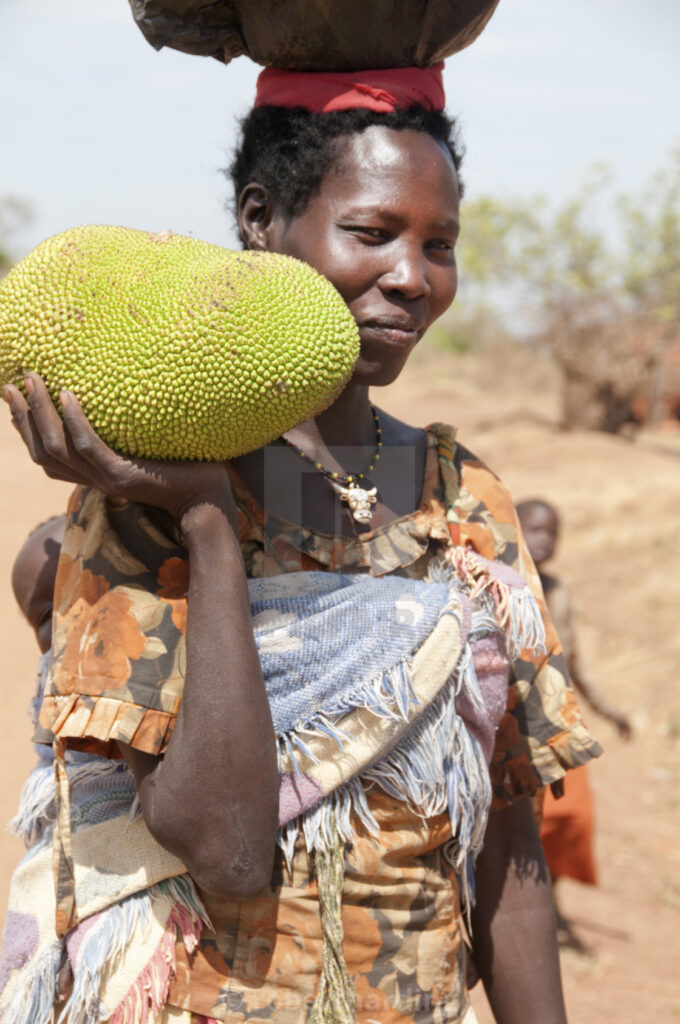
<box><xmin>245</xmin><ymin>127</ymin><xmax>460</xmax><ymax>386</ymax></box>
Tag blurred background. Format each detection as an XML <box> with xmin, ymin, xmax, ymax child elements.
<box><xmin>1</xmin><ymin>2</ymin><xmax>679</xmax><ymax>1020</ymax></box>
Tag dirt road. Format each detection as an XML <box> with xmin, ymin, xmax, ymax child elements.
<box><xmin>1</xmin><ymin>351</ymin><xmax>678</xmax><ymax>1021</ymax></box>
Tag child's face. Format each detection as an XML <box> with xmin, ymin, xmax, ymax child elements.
<box><xmin>518</xmin><ymin>505</ymin><xmax>559</xmax><ymax>567</ymax></box>
<box><xmin>12</xmin><ymin>518</ymin><xmax>65</xmax><ymax>654</ymax></box>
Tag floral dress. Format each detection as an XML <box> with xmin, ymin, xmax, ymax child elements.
<box><xmin>37</xmin><ymin>425</ymin><xmax>601</xmax><ymax>1023</ymax></box>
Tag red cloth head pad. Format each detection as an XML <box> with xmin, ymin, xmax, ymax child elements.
<box><xmin>255</xmin><ymin>64</ymin><xmax>445</xmax><ymax>113</ymax></box>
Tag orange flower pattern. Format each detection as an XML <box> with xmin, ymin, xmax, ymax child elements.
<box><xmin>38</xmin><ymin>425</ymin><xmax>602</xmax><ymax>1022</ymax></box>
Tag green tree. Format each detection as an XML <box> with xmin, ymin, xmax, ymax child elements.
<box><xmin>0</xmin><ymin>196</ymin><xmax>33</xmax><ymax>277</ymax></box>
<box><xmin>616</xmin><ymin>150</ymin><xmax>680</xmax><ymax>421</ymax></box>
<box><xmin>455</xmin><ymin>151</ymin><xmax>680</xmax><ymax>431</ymax></box>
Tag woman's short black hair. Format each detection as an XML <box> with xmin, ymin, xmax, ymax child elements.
<box><xmin>228</xmin><ymin>105</ymin><xmax>464</xmax><ymax>229</ymax></box>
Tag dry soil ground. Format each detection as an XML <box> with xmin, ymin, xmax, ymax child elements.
<box><xmin>383</xmin><ymin>350</ymin><xmax>680</xmax><ymax>1024</ymax></box>
<box><xmin>0</xmin><ymin>346</ymin><xmax>678</xmax><ymax>1022</ymax></box>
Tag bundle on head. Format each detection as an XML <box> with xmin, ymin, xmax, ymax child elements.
<box><xmin>0</xmin><ymin>225</ymin><xmax>360</xmax><ymax>461</ymax></box>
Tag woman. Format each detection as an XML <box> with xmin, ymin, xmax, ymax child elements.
<box><xmin>2</xmin><ymin>66</ymin><xmax>600</xmax><ymax>1024</ymax></box>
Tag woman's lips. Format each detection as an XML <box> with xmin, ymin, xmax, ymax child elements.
<box><xmin>359</xmin><ymin>319</ymin><xmax>423</xmax><ymax>347</ymax></box>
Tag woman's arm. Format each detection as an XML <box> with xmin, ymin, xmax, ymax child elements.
<box><xmin>471</xmin><ymin>796</ymin><xmax>567</xmax><ymax>1024</ymax></box>
<box><xmin>121</xmin><ymin>498</ymin><xmax>279</xmax><ymax>899</ymax></box>
<box><xmin>5</xmin><ymin>376</ymin><xmax>280</xmax><ymax>898</ymax></box>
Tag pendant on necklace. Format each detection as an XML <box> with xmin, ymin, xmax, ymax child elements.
<box><xmin>331</xmin><ymin>480</ymin><xmax>378</xmax><ymax>524</ymax></box>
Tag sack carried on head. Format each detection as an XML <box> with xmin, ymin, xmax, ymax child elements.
<box><xmin>128</xmin><ymin>0</ymin><xmax>500</xmax><ymax>70</ymax></box>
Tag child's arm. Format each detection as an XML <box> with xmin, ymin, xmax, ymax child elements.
<box><xmin>567</xmin><ymin>654</ymin><xmax>632</xmax><ymax>738</ymax></box>
<box><xmin>554</xmin><ymin>583</ymin><xmax>632</xmax><ymax>739</ymax></box>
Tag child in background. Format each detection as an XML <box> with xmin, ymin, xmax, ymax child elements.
<box><xmin>11</xmin><ymin>515</ymin><xmax>65</xmax><ymax>657</ymax></box>
<box><xmin>1</xmin><ymin>517</ymin><xmax>135</xmax><ymax>1011</ymax></box>
<box><xmin>11</xmin><ymin>516</ymin><xmax>67</xmax><ymax>788</ymax></box>
<box><xmin>1</xmin><ymin>516</ymin><xmax>69</xmax><ymax>997</ymax></box>
<box><xmin>516</xmin><ymin>498</ymin><xmax>632</xmax><ymax>950</ymax></box>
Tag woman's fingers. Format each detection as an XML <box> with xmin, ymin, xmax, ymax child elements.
<box><xmin>4</xmin><ymin>383</ymin><xmax>64</xmax><ymax>469</ymax></box>
<box><xmin>6</xmin><ymin>376</ymin><xmax>157</xmax><ymax>500</ymax></box>
<box><xmin>24</xmin><ymin>373</ymin><xmax>115</xmax><ymax>483</ymax></box>
<box><xmin>3</xmin><ymin>384</ymin><xmax>41</xmax><ymax>461</ymax></box>
<box><xmin>3</xmin><ymin>380</ymin><xmax>94</xmax><ymax>486</ymax></box>
<box><xmin>5</xmin><ymin>375</ymin><xmax>234</xmax><ymax>517</ymax></box>
<box><xmin>22</xmin><ymin>373</ymin><xmax>72</xmax><ymax>461</ymax></box>
<box><xmin>59</xmin><ymin>389</ymin><xmax>119</xmax><ymax>471</ymax></box>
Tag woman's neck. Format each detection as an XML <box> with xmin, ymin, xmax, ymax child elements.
<box><xmin>284</xmin><ymin>383</ymin><xmax>375</xmax><ymax>452</ymax></box>
<box><xmin>230</xmin><ymin>385</ymin><xmax>428</xmax><ymax>536</ymax></box>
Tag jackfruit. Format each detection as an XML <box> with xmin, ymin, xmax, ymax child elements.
<box><xmin>0</xmin><ymin>225</ymin><xmax>360</xmax><ymax>461</ymax></box>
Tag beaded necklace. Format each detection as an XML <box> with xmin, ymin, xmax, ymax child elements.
<box><xmin>281</xmin><ymin>404</ymin><xmax>382</xmax><ymax>524</ymax></box>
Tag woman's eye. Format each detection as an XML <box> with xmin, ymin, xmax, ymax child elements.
<box><xmin>428</xmin><ymin>239</ymin><xmax>455</xmax><ymax>254</ymax></box>
<box><xmin>345</xmin><ymin>226</ymin><xmax>387</xmax><ymax>242</ymax></box>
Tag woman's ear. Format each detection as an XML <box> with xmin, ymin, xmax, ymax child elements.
<box><xmin>237</xmin><ymin>183</ymin><xmax>283</xmax><ymax>251</ymax></box>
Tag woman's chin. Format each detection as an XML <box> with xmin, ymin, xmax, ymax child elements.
<box><xmin>349</xmin><ymin>351</ymin><xmax>412</xmax><ymax>388</ymax></box>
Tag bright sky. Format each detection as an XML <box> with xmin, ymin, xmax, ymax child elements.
<box><xmin>2</xmin><ymin>0</ymin><xmax>679</xmax><ymax>258</ymax></box>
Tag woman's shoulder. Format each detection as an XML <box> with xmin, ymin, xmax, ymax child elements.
<box><xmin>63</xmin><ymin>485</ymin><xmax>186</xmax><ymax>571</ymax></box>
<box><xmin>427</xmin><ymin>422</ymin><xmax>506</xmax><ymax>483</ymax></box>
<box><xmin>426</xmin><ymin>422</ymin><xmax>520</xmax><ymax>532</ymax></box>
<box><xmin>55</xmin><ymin>488</ymin><xmax>189</xmax><ymax>650</ymax></box>
<box><xmin>379</xmin><ymin>407</ymin><xmax>429</xmax><ymax>447</ymax></box>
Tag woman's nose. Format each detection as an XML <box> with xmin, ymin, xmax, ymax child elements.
<box><xmin>379</xmin><ymin>247</ymin><xmax>430</xmax><ymax>299</ymax></box>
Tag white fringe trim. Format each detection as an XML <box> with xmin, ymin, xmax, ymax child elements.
<box><xmin>0</xmin><ymin>940</ymin><xmax>63</xmax><ymax>1024</ymax></box>
<box><xmin>58</xmin><ymin>877</ymin><xmax>207</xmax><ymax>1024</ymax></box>
<box><xmin>275</xmin><ymin>604</ymin><xmax>494</xmax><ymax>915</ymax></box>
<box><xmin>9</xmin><ymin>759</ymin><xmax>126</xmax><ymax>848</ymax></box>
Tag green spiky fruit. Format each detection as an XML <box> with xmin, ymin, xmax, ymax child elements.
<box><xmin>0</xmin><ymin>225</ymin><xmax>360</xmax><ymax>460</ymax></box>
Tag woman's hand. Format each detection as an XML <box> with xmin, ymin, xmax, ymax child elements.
<box><xmin>3</xmin><ymin>373</ymin><xmax>233</xmax><ymax>524</ymax></box>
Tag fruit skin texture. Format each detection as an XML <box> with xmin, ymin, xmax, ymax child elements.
<box><xmin>0</xmin><ymin>225</ymin><xmax>360</xmax><ymax>461</ymax></box>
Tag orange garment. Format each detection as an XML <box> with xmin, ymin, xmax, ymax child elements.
<box><xmin>539</xmin><ymin>573</ymin><xmax>598</xmax><ymax>885</ymax></box>
<box><xmin>540</xmin><ymin>765</ymin><xmax>597</xmax><ymax>884</ymax></box>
